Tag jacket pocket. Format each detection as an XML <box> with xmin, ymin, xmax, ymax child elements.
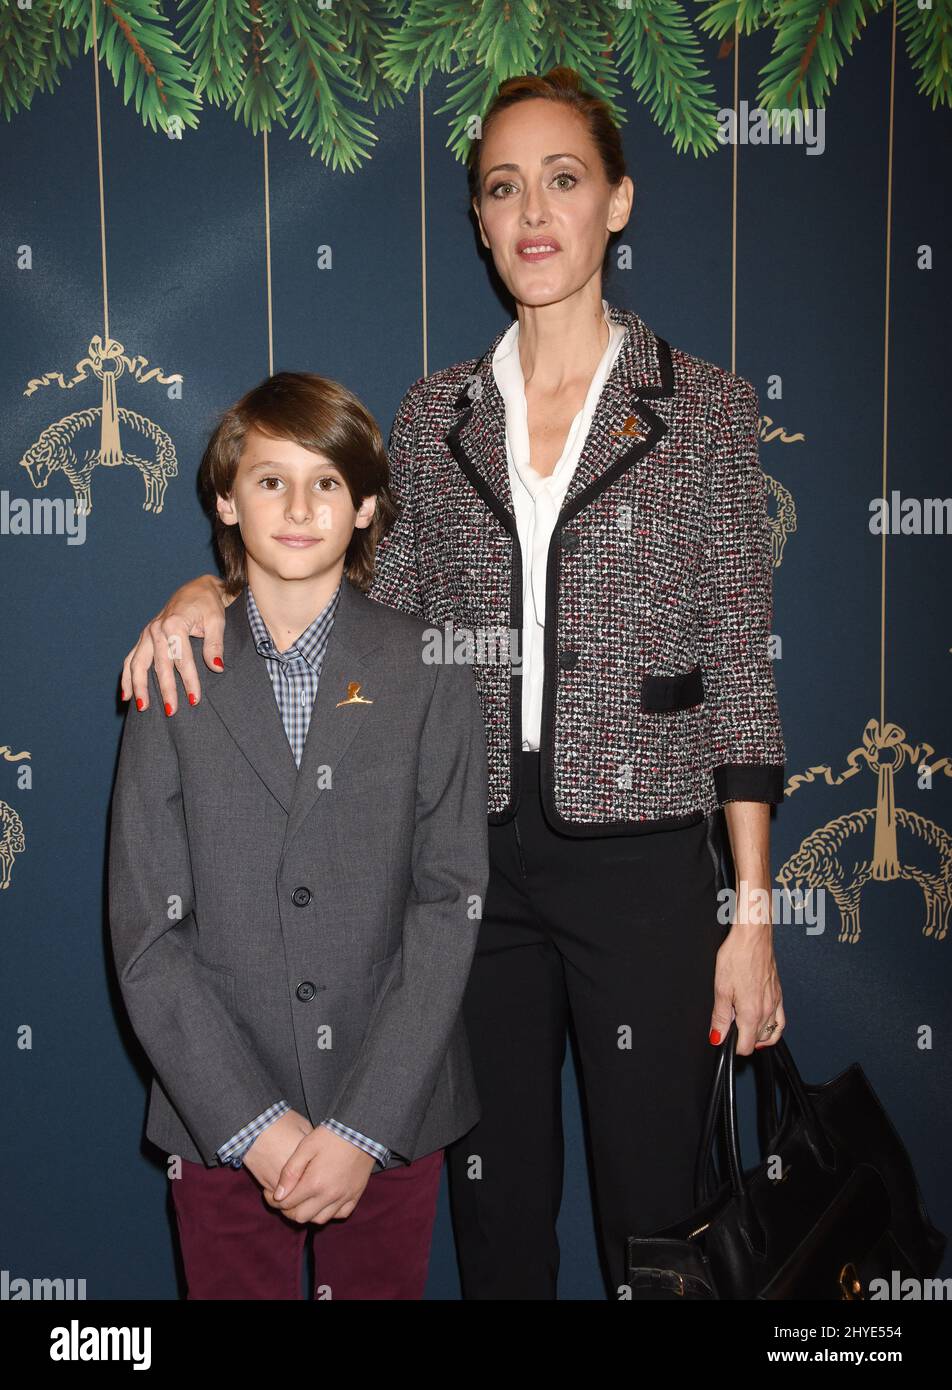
<box><xmin>640</xmin><ymin>662</ymin><xmax>705</xmax><ymax>713</ymax></box>
<box><xmin>193</xmin><ymin>955</ymin><xmax>238</xmax><ymax>1014</ymax></box>
<box><xmin>371</xmin><ymin>947</ymin><xmax>403</xmax><ymax>1001</ymax></box>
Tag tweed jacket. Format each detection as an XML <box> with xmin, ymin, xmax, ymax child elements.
<box><xmin>368</xmin><ymin>301</ymin><xmax>786</xmax><ymax>835</ymax></box>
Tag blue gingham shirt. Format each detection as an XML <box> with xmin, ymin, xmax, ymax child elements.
<box><xmin>216</xmin><ymin>580</ymin><xmax>392</xmax><ymax>1173</ymax></box>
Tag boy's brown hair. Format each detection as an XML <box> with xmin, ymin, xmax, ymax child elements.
<box><xmin>198</xmin><ymin>371</ymin><xmax>398</xmax><ymax>597</ymax></box>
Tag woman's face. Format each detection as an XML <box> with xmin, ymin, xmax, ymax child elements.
<box><xmin>471</xmin><ymin>99</ymin><xmax>633</xmax><ymax>308</ymax></box>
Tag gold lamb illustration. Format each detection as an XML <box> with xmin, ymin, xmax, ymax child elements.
<box><xmin>0</xmin><ymin>802</ymin><xmax>25</xmax><ymax>891</ymax></box>
<box><xmin>19</xmin><ymin>405</ymin><xmax>178</xmax><ymax>517</ymax></box>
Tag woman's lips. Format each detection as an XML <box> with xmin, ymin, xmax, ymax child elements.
<box><xmin>274</xmin><ymin>536</ymin><xmax>320</xmax><ymax>548</ymax></box>
<box><xmin>516</xmin><ymin>246</ymin><xmax>561</xmax><ymax>261</ymax></box>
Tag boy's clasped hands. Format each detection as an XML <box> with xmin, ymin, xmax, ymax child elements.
<box><xmin>241</xmin><ymin>1110</ymin><xmax>377</xmax><ymax>1224</ymax></box>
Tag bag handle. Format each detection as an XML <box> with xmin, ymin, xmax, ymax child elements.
<box><xmin>693</xmin><ymin>1020</ymin><xmax>838</xmax><ymax>1212</ymax></box>
<box><xmin>696</xmin><ymin>818</ymin><xmax>838</xmax><ymax>1221</ymax></box>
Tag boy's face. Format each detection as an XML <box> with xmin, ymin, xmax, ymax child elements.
<box><xmin>217</xmin><ymin>426</ymin><xmax>376</xmax><ymax>583</ymax></box>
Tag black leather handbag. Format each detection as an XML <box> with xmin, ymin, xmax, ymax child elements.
<box><xmin>625</xmin><ymin>1020</ymin><xmax>946</xmax><ymax>1299</ymax></box>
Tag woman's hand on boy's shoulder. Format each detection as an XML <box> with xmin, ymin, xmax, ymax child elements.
<box><xmin>120</xmin><ymin>573</ymin><xmax>231</xmax><ymax>716</ymax></box>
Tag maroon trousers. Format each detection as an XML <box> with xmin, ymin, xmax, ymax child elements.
<box><xmin>170</xmin><ymin>1147</ymin><xmax>444</xmax><ymax>1299</ymax></box>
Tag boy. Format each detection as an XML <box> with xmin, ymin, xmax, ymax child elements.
<box><xmin>108</xmin><ymin>372</ymin><xmax>489</xmax><ymax>1299</ymax></box>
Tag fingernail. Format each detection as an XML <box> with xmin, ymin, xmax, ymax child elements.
<box><xmin>121</xmin><ymin>689</ymin><xmax>128</xmax><ymax>702</ymax></box>
<box><xmin>164</xmin><ymin>702</ymin><xmax>173</xmax><ymax>717</ymax></box>
<box><xmin>274</xmin><ymin>1185</ymin><xmax>285</xmax><ymax>1199</ymax></box>
<box><xmin>709</xmin><ymin>1028</ymin><xmax>721</xmax><ymax>1045</ymax></box>
<box><xmin>213</xmin><ymin>657</ymin><xmax>224</xmax><ymax>669</ymax></box>
<box><xmin>136</xmin><ymin>698</ymin><xmax>143</xmax><ymax>711</ymax></box>
<box><xmin>188</xmin><ymin>693</ymin><xmax>198</xmax><ymax>705</ymax></box>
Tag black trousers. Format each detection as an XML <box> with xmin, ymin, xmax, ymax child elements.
<box><xmin>445</xmin><ymin>751</ymin><xmax>729</xmax><ymax>1299</ymax></box>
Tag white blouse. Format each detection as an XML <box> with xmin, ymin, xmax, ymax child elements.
<box><xmin>492</xmin><ymin>298</ymin><xmax>626</xmax><ymax>751</ymax></box>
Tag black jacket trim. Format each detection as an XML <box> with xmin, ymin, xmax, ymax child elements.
<box><xmin>538</xmin><ymin>338</ymin><xmax>679</xmax><ymax>835</ymax></box>
<box><xmin>641</xmin><ymin>662</ymin><xmax>704</xmax><ymax>712</ymax></box>
<box><xmin>444</xmin><ymin>413</ymin><xmax>523</xmax><ymax>823</ymax></box>
<box><xmin>713</xmin><ymin>763</ymin><xmax>786</xmax><ymax>805</ymax></box>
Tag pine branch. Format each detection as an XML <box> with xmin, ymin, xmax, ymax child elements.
<box><xmin>381</xmin><ymin>0</ymin><xmax>483</xmax><ymax>91</ymax></box>
<box><xmin>0</xmin><ymin>1</ymin><xmax>81</xmax><ymax>119</ymax></box>
<box><xmin>613</xmin><ymin>1</ymin><xmax>721</xmax><ymax>155</ymax></box>
<box><xmin>898</xmin><ymin>0</ymin><xmax>952</xmax><ymax>108</ymax></box>
<box><xmin>756</xmin><ymin>0</ymin><xmax>873</xmax><ymax>112</ymax></box>
<box><xmin>695</xmin><ymin>0</ymin><xmax>782</xmax><ymax>40</ymax></box>
<box><xmin>57</xmin><ymin>0</ymin><xmax>201</xmax><ymax>132</ymax></box>
<box><xmin>434</xmin><ymin>0</ymin><xmax>543</xmax><ymax>162</ymax></box>
<box><xmin>264</xmin><ymin>0</ymin><xmax>376</xmax><ymax>169</ymax></box>
<box><xmin>534</xmin><ymin>0</ymin><xmax>627</xmax><ymax>127</ymax></box>
<box><xmin>176</xmin><ymin>0</ymin><xmax>249</xmax><ymax>105</ymax></box>
<box><xmin>225</xmin><ymin>0</ymin><xmax>287</xmax><ymax>133</ymax></box>
<box><xmin>336</xmin><ymin>0</ymin><xmax>405</xmax><ymax>112</ymax></box>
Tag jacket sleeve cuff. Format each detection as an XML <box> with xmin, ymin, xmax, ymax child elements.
<box><xmin>713</xmin><ymin>763</ymin><xmax>785</xmax><ymax>805</ymax></box>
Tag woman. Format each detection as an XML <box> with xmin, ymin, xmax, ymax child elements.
<box><xmin>119</xmin><ymin>67</ymin><xmax>786</xmax><ymax>1300</ymax></box>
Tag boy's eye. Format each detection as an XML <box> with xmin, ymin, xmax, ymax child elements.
<box><xmin>258</xmin><ymin>475</ymin><xmax>340</xmax><ymax>490</ymax></box>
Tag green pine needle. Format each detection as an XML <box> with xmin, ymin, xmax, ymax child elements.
<box><xmin>614</xmin><ymin>1</ymin><xmax>721</xmax><ymax>155</ymax></box>
<box><xmin>2</xmin><ymin>0</ymin><xmax>949</xmax><ymax>164</ymax></box>
<box><xmin>60</xmin><ymin>0</ymin><xmax>201</xmax><ymax>133</ymax></box>
<box><xmin>0</xmin><ymin>0</ymin><xmax>82</xmax><ymax>120</ymax></box>
<box><xmin>899</xmin><ymin>0</ymin><xmax>952</xmax><ymax>108</ymax></box>
<box><xmin>756</xmin><ymin>0</ymin><xmax>871</xmax><ymax>112</ymax></box>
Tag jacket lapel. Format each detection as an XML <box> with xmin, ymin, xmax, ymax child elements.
<box><xmin>444</xmin><ymin>302</ymin><xmax>674</xmax><ymax>522</ymax></box>
<box><xmin>202</xmin><ymin>592</ymin><xmax>299</xmax><ymax>814</ymax></box>
<box><xmin>444</xmin><ymin>321</ymin><xmax>515</xmax><ymax>527</ymax></box>
<box><xmin>285</xmin><ymin>578</ymin><xmax>382</xmax><ymax>848</ymax></box>
<box><xmin>202</xmin><ymin>578</ymin><xmax>383</xmax><ymax>846</ymax></box>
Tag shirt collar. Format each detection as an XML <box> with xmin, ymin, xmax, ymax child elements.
<box><xmin>245</xmin><ymin>578</ymin><xmax>342</xmax><ymax>668</ymax></box>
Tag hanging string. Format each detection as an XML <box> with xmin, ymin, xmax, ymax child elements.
<box><xmin>418</xmin><ymin>77</ymin><xmax>428</xmax><ymax>378</ymax></box>
<box><xmin>263</xmin><ymin>127</ymin><xmax>275</xmax><ymax>376</ymax></box>
<box><xmin>90</xmin><ymin>0</ymin><xmax>110</xmax><ymax>340</ymax></box>
<box><xmin>89</xmin><ymin>0</ymin><xmax>123</xmax><ymax>467</ymax></box>
<box><xmin>880</xmin><ymin>0</ymin><xmax>897</xmax><ymax>734</ymax></box>
<box><xmin>730</xmin><ymin>23</ymin><xmax>739</xmax><ymax>377</ymax></box>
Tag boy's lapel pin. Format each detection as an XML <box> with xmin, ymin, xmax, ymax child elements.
<box><xmin>336</xmin><ymin>680</ymin><xmax>374</xmax><ymax>708</ymax></box>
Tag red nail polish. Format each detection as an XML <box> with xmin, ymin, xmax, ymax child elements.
<box><xmin>165</xmin><ymin>702</ymin><xmax>172</xmax><ymax>717</ymax></box>
<box><xmin>188</xmin><ymin>693</ymin><xmax>198</xmax><ymax>705</ymax></box>
<box><xmin>136</xmin><ymin>698</ymin><xmax>143</xmax><ymax>711</ymax></box>
<box><xmin>213</xmin><ymin>657</ymin><xmax>224</xmax><ymax>669</ymax></box>
<box><xmin>709</xmin><ymin>1028</ymin><xmax>721</xmax><ymax>1045</ymax></box>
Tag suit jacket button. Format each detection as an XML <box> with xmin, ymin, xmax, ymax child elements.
<box><xmin>558</xmin><ymin>650</ymin><xmax>579</xmax><ymax>670</ymax></box>
<box><xmin>291</xmin><ymin>886</ymin><xmax>311</xmax><ymax>907</ymax></box>
<box><xmin>296</xmin><ymin>981</ymin><xmax>316</xmax><ymax>1002</ymax></box>
<box><xmin>560</xmin><ymin>529</ymin><xmax>579</xmax><ymax>553</ymax></box>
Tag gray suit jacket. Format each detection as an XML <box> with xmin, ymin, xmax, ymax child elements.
<box><xmin>108</xmin><ymin>577</ymin><xmax>489</xmax><ymax>1167</ymax></box>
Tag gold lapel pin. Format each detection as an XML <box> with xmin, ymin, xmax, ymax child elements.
<box><xmin>611</xmin><ymin>415</ymin><xmax>643</xmax><ymax>438</ymax></box>
<box><xmin>336</xmin><ymin>681</ymin><xmax>374</xmax><ymax>708</ymax></box>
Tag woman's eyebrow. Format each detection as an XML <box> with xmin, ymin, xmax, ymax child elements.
<box><xmin>483</xmin><ymin>152</ymin><xmax>589</xmax><ymax>177</ymax></box>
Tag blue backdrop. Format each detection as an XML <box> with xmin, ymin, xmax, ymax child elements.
<box><xmin>2</xmin><ymin>12</ymin><xmax>950</xmax><ymax>1299</ymax></box>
